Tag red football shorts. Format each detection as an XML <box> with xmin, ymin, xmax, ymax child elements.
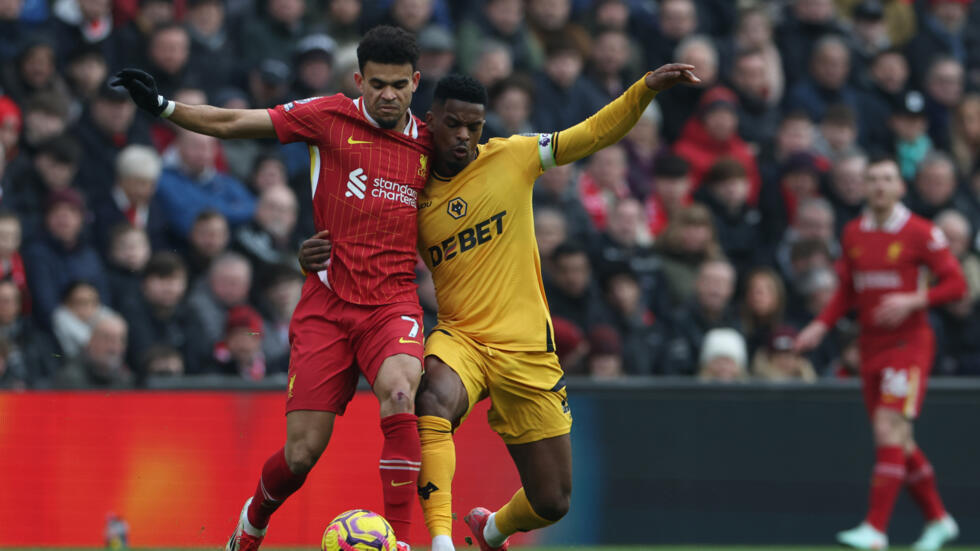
<box><xmin>285</xmin><ymin>275</ymin><xmax>424</xmax><ymax>415</ymax></box>
<box><xmin>859</xmin><ymin>328</ymin><xmax>934</xmax><ymax>419</ymax></box>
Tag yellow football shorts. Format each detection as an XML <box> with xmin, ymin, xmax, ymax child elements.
<box><xmin>425</xmin><ymin>327</ymin><xmax>572</xmax><ymax>445</ymax></box>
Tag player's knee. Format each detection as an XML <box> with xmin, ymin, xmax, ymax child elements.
<box><xmin>284</xmin><ymin>440</ymin><xmax>323</xmax><ymax>474</ymax></box>
<box><xmin>872</xmin><ymin>409</ymin><xmax>907</xmax><ymax>446</ymax></box>
<box><xmin>379</xmin><ymin>386</ymin><xmax>416</xmax><ymax>414</ymax></box>
<box><xmin>528</xmin><ymin>491</ymin><xmax>570</xmax><ymax>522</ymax></box>
<box><xmin>415</xmin><ymin>385</ymin><xmax>455</xmax><ymax>420</ymax></box>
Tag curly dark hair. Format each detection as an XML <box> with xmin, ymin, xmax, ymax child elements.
<box><xmin>356</xmin><ymin>25</ymin><xmax>420</xmax><ymax>72</ymax></box>
<box><xmin>433</xmin><ymin>73</ymin><xmax>488</xmax><ymax>107</ymax></box>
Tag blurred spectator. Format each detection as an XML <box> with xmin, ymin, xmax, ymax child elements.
<box><xmin>0</xmin><ymin>0</ymin><xmax>29</xmax><ymax>62</ymax></box>
<box><xmin>240</xmin><ymin>0</ymin><xmax>310</xmax><ymax>67</ymax></box>
<box><xmin>752</xmin><ymin>326</ymin><xmax>817</xmax><ymax>383</ymax></box>
<box><xmin>20</xmin><ymin>91</ymin><xmax>71</xmax><ymax>152</ymax></box>
<box><xmin>907</xmin><ymin>152</ymin><xmax>969</xmax><ymax>220</ymax></box>
<box><xmin>248</xmin><ymin>151</ymin><xmax>289</xmax><ymax>197</ymax></box>
<box><xmin>186</xmin><ymin>210</ymin><xmax>230</xmax><ymax>282</ymax></box>
<box><xmin>0</xmin><ymin>38</ymin><xmax>71</xmax><ymax>105</ymax></box>
<box><xmin>732</xmin><ymin>5</ymin><xmax>783</xmax><ymax>105</ymax></box>
<box><xmin>824</xmin><ymin>151</ymin><xmax>868</xmax><ymax>233</ymax></box>
<box><xmin>848</xmin><ymin>0</ymin><xmax>892</xmax><ymax>72</ymax></box>
<box><xmin>6</xmin><ymin>133</ymin><xmax>81</xmax><ymax>240</ymax></box>
<box><xmin>585</xmin><ymin>28</ymin><xmax>636</xmax><ymax>100</ymax></box>
<box><xmin>656</xmin><ymin>203</ymin><xmax>722</xmax><ymax>306</ymax></box>
<box><xmin>92</xmin><ymin>144</ymin><xmax>169</xmax><ymax>252</ymax></box>
<box><xmin>72</xmin><ymin>81</ymin><xmax>151</xmax><ymax>197</ymax></box>
<box><xmin>0</xmin><ymin>95</ymin><xmax>20</xmax><ymax>161</ymax></box>
<box><xmin>904</xmin><ymin>0</ymin><xmax>980</xmax><ymax>89</ymax></box>
<box><xmin>534</xmin><ymin>207</ymin><xmax>566</xmax><ymax>277</ymax></box>
<box><xmin>64</xmin><ymin>46</ymin><xmax>109</xmax><ymax>105</ymax></box>
<box><xmin>730</xmin><ymin>47</ymin><xmax>781</xmax><ymax>150</ymax></box>
<box><xmin>484</xmin><ymin>76</ymin><xmax>534</xmax><ymax>140</ymax></box>
<box><xmin>248</xmin><ymin>58</ymin><xmax>292</xmax><ymax>109</ymax></box>
<box><xmin>531</xmin><ymin>37</ymin><xmax>607</xmax><ymax>132</ymax></box>
<box><xmin>0</xmin><ymin>337</ymin><xmax>26</xmax><ymax>389</ymax></box>
<box><xmin>673</xmin><ymin>86</ymin><xmax>761</xmax><ymax>203</ymax></box>
<box><xmin>412</xmin><ymin>26</ymin><xmax>455</xmax><ymax>114</ymax></box>
<box><xmin>784</xmin><ymin>239</ymin><xmax>835</xmax><ymax>320</ymax></box>
<box><xmin>544</xmin><ymin>241</ymin><xmax>609</xmax><ymax>334</ymax></box>
<box><xmin>586</xmin><ymin>324</ymin><xmax>623</xmax><ymax>379</ymax></box>
<box><xmin>951</xmin><ymin>93</ymin><xmax>980</xmax><ymax>176</ymax></box>
<box><xmin>143</xmin><ymin>23</ymin><xmax>195</xmax><ymax>98</ymax></box>
<box><xmin>785</xmin><ymin>35</ymin><xmax>863</xmax><ymax>135</ymax></box>
<box><xmin>578</xmin><ymin>144</ymin><xmax>629</xmax><ymax>231</ymax></box>
<box><xmin>924</xmin><ymin>56</ymin><xmax>965</xmax><ymax>150</ymax></box>
<box><xmin>210</xmin><ymin>304</ymin><xmax>266</xmax><ymax>379</ymax></box>
<box><xmin>601</xmin><ymin>264</ymin><xmax>677</xmax><ymax>375</ymax></box>
<box><xmin>232</xmin><ymin>185</ymin><xmax>300</xmax><ymax>290</ymax></box>
<box><xmin>815</xmin><ymin>104</ymin><xmax>860</xmax><ymax>161</ymax></box>
<box><xmin>672</xmin><ymin>258</ymin><xmax>739</xmax><ymax>376</ymax></box>
<box><xmin>552</xmin><ymin>315</ymin><xmax>587</xmax><ymax>374</ymax></box>
<box><xmin>890</xmin><ymin>90</ymin><xmax>933</xmax><ymax>181</ymax></box>
<box><xmin>774</xmin><ymin>197</ymin><xmax>839</xmax><ymax>285</ymax></box>
<box><xmin>697</xmin><ymin>326</ymin><xmax>747</xmax><ymax>382</ymax></box>
<box><xmin>156</xmin><ymin>129</ymin><xmax>256</xmax><ymax>238</ymax></box>
<box><xmin>186</xmin><ymin>251</ymin><xmax>252</xmax><ymax>352</ymax></box>
<box><xmin>143</xmin><ymin>344</ymin><xmax>184</xmax><ymax>377</ymax></box>
<box><xmin>112</xmin><ymin>0</ymin><xmax>174</xmax><ymax>69</ymax></box>
<box><xmin>695</xmin><ymin>158</ymin><xmax>764</xmax><ymax>274</ymax></box>
<box><xmin>858</xmin><ymin>48</ymin><xmax>908</xmax><ymax>151</ymax></box>
<box><xmin>622</xmin><ymin>103</ymin><xmax>662</xmax><ymax>197</ymax></box>
<box><xmin>933</xmin><ymin>209</ymin><xmax>980</xmax><ymax>374</ymax></box>
<box><xmin>51</xmin><ymin>0</ymin><xmax>115</xmax><ymax>66</ymax></box>
<box><xmin>758</xmin><ymin>111</ymin><xmax>818</xmax><ymax>188</ymax></box>
<box><xmin>470</xmin><ymin>40</ymin><xmax>514</xmax><ymax>89</ymax></box>
<box><xmin>458</xmin><ymin>0</ymin><xmax>541</xmax><ymax>75</ymax></box>
<box><xmin>23</xmin><ymin>188</ymin><xmax>108</xmax><ymax>325</ymax></box>
<box><xmin>322</xmin><ymin>0</ymin><xmax>363</xmax><ymax>51</ymax></box>
<box><xmin>659</xmin><ymin>35</ymin><xmax>719</xmax><ymax>143</ymax></box>
<box><xmin>53</xmin><ymin>310</ymin><xmax>132</xmax><ymax>388</ymax></box>
<box><xmin>257</xmin><ymin>266</ymin><xmax>302</xmax><ymax>373</ymax></box>
<box><xmin>51</xmin><ymin>280</ymin><xmax>111</xmax><ymax>360</ymax></box>
<box><xmin>186</xmin><ymin>0</ymin><xmax>240</xmax><ymax>96</ymax></box>
<box><xmin>938</xmin><ymin>209</ymin><xmax>980</xmax><ymax>300</ymax></box>
<box><xmin>760</xmin><ymin>151</ymin><xmax>829</xmax><ymax>243</ymax></box>
<box><xmin>776</xmin><ymin>0</ymin><xmax>846</xmax><ymax>86</ymax></box>
<box><xmin>105</xmin><ymin>224</ymin><xmax>150</xmax><ymax>310</ymax></box>
<box><xmin>0</xmin><ymin>211</ymin><xmax>28</xmax><ymax>312</ymax></box>
<box><xmin>291</xmin><ymin>33</ymin><xmax>336</xmax><ymax>100</ymax></box>
<box><xmin>592</xmin><ymin>198</ymin><xmax>668</xmax><ymax>311</ymax></box>
<box><xmin>644</xmin><ymin>153</ymin><xmax>692</xmax><ymax>236</ymax></box>
<box><xmin>740</xmin><ymin>267</ymin><xmax>788</xmax><ymax>358</ymax></box>
<box><xmin>382</xmin><ymin>0</ymin><xmax>438</xmax><ymax>34</ymax></box>
<box><xmin>838</xmin><ymin>0</ymin><xmax>916</xmax><ymax>47</ymax></box>
<box><xmin>0</xmin><ymin>279</ymin><xmax>56</xmax><ymax>387</ymax></box>
<box><xmin>642</xmin><ymin>0</ymin><xmax>697</xmax><ymax>70</ymax></box>
<box><xmin>119</xmin><ymin>252</ymin><xmax>206</xmax><ymax>376</ymax></box>
<box><xmin>525</xmin><ymin>0</ymin><xmax>590</xmax><ymax>57</ymax></box>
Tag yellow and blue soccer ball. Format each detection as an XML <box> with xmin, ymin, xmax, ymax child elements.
<box><xmin>321</xmin><ymin>509</ymin><xmax>397</xmax><ymax>551</ymax></box>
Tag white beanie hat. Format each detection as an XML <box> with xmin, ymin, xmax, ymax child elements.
<box><xmin>699</xmin><ymin>328</ymin><xmax>747</xmax><ymax>370</ymax></box>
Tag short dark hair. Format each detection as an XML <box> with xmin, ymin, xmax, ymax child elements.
<box><xmin>600</xmin><ymin>262</ymin><xmax>638</xmax><ymax>293</ymax></box>
<box><xmin>552</xmin><ymin>241</ymin><xmax>588</xmax><ymax>263</ymax></box>
<box><xmin>357</xmin><ymin>25</ymin><xmax>420</xmax><ymax>72</ymax></box>
<box><xmin>0</xmin><ymin>209</ymin><xmax>20</xmax><ymax>225</ymax></box>
<box><xmin>60</xmin><ymin>280</ymin><xmax>98</xmax><ymax>304</ymax></box>
<box><xmin>489</xmin><ymin>75</ymin><xmax>534</xmax><ymax>106</ymax></box>
<box><xmin>35</xmin><ymin>134</ymin><xmax>81</xmax><ymax>165</ymax></box>
<box><xmin>868</xmin><ymin>152</ymin><xmax>899</xmax><ymax>169</ymax></box>
<box><xmin>433</xmin><ymin>74</ymin><xmax>488</xmax><ymax>107</ymax></box>
<box><xmin>703</xmin><ymin>157</ymin><xmax>747</xmax><ymax>185</ymax></box>
<box><xmin>789</xmin><ymin>238</ymin><xmax>831</xmax><ymax>263</ymax></box>
<box><xmin>144</xmin><ymin>252</ymin><xmax>187</xmax><ymax>279</ymax></box>
<box><xmin>193</xmin><ymin>209</ymin><xmax>226</xmax><ymax>225</ymax></box>
<box><xmin>653</xmin><ymin>153</ymin><xmax>690</xmax><ymax>178</ymax></box>
<box><xmin>822</xmin><ymin>103</ymin><xmax>856</xmax><ymax>127</ymax></box>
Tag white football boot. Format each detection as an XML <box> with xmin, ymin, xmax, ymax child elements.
<box><xmin>913</xmin><ymin>515</ymin><xmax>959</xmax><ymax>551</ymax></box>
<box><xmin>837</xmin><ymin>522</ymin><xmax>888</xmax><ymax>550</ymax></box>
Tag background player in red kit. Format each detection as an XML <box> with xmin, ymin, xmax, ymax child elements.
<box><xmin>112</xmin><ymin>26</ymin><xmax>431</xmax><ymax>551</ymax></box>
<box><xmin>795</xmin><ymin>156</ymin><xmax>966</xmax><ymax>551</ymax></box>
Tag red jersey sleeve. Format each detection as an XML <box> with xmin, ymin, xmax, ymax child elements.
<box><xmin>817</xmin><ymin>225</ymin><xmax>856</xmax><ymax>327</ymax></box>
<box><xmin>266</xmin><ymin>94</ymin><xmax>342</xmax><ymax>144</ymax></box>
<box><xmin>919</xmin><ymin>222</ymin><xmax>967</xmax><ymax>306</ymax></box>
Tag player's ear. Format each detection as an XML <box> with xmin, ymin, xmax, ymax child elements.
<box><xmin>425</xmin><ymin>111</ymin><xmax>434</xmax><ymax>124</ymax></box>
<box><xmin>412</xmin><ymin>71</ymin><xmax>421</xmax><ymax>92</ymax></box>
<box><xmin>354</xmin><ymin>72</ymin><xmax>364</xmax><ymax>94</ymax></box>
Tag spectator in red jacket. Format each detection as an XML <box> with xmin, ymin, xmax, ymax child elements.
<box><xmin>673</xmin><ymin>86</ymin><xmax>761</xmax><ymax>203</ymax></box>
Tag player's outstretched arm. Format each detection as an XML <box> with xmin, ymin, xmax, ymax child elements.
<box><xmin>550</xmin><ymin>63</ymin><xmax>699</xmax><ymax>166</ymax></box>
<box><xmin>112</xmin><ymin>69</ymin><xmax>276</xmax><ymax>139</ymax></box>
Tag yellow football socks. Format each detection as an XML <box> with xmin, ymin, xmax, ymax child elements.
<box><xmin>493</xmin><ymin>488</ymin><xmax>553</xmax><ymax>536</ymax></box>
<box><xmin>418</xmin><ymin>415</ymin><xmax>455</xmax><ymax>538</ymax></box>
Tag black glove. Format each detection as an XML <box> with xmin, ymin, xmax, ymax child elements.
<box><xmin>110</xmin><ymin>69</ymin><xmax>170</xmax><ymax>117</ymax></box>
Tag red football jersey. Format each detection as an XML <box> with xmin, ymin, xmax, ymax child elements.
<box><xmin>817</xmin><ymin>204</ymin><xmax>966</xmax><ymax>338</ymax></box>
<box><xmin>268</xmin><ymin>94</ymin><xmax>432</xmax><ymax>306</ymax></box>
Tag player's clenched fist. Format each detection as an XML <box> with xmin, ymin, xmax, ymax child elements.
<box><xmin>644</xmin><ymin>63</ymin><xmax>701</xmax><ymax>92</ymax></box>
<box><xmin>111</xmin><ymin>69</ymin><xmax>172</xmax><ymax>117</ymax></box>
<box><xmin>298</xmin><ymin>230</ymin><xmax>332</xmax><ymax>273</ymax></box>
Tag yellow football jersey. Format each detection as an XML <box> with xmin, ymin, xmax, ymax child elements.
<box><xmin>418</xmin><ymin>134</ymin><xmax>554</xmax><ymax>351</ymax></box>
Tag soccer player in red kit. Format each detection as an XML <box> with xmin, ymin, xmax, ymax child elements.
<box><xmin>113</xmin><ymin>26</ymin><xmax>430</xmax><ymax>551</ymax></box>
<box><xmin>795</xmin><ymin>156</ymin><xmax>965</xmax><ymax>551</ymax></box>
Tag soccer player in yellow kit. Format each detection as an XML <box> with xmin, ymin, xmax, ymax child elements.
<box><xmin>299</xmin><ymin>65</ymin><xmax>698</xmax><ymax>551</ymax></box>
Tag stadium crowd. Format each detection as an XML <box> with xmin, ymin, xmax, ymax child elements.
<box><xmin>1</xmin><ymin>0</ymin><xmax>980</xmax><ymax>388</ymax></box>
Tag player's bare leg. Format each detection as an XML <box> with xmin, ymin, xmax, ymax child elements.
<box><xmin>373</xmin><ymin>354</ymin><xmax>424</xmax><ymax>548</ymax></box>
<box><xmin>467</xmin><ymin>435</ymin><xmax>572</xmax><ymax>551</ymax></box>
<box><xmin>416</xmin><ymin>357</ymin><xmax>470</xmax><ymax>551</ymax></box>
<box><xmin>228</xmin><ymin>411</ymin><xmax>335</xmax><ymax>551</ymax></box>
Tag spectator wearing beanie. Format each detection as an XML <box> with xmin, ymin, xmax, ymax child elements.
<box><xmin>211</xmin><ymin>304</ymin><xmax>267</xmax><ymax>380</ymax></box>
<box><xmin>698</xmin><ymin>327</ymin><xmax>747</xmax><ymax>382</ymax></box>
<box><xmin>751</xmin><ymin>326</ymin><xmax>817</xmax><ymax>383</ymax></box>
<box><xmin>587</xmin><ymin>324</ymin><xmax>623</xmax><ymax>379</ymax></box>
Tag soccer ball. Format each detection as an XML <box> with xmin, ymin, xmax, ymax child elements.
<box><xmin>321</xmin><ymin>509</ymin><xmax>397</xmax><ymax>551</ymax></box>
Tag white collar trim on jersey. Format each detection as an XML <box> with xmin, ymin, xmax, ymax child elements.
<box><xmin>860</xmin><ymin>203</ymin><xmax>910</xmax><ymax>233</ymax></box>
<box><xmin>353</xmin><ymin>97</ymin><xmax>418</xmax><ymax>138</ymax></box>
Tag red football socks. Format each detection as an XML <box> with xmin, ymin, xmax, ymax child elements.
<box><xmin>247</xmin><ymin>447</ymin><xmax>308</xmax><ymax>530</ymax></box>
<box><xmin>906</xmin><ymin>448</ymin><xmax>946</xmax><ymax>521</ymax></box>
<box><xmin>865</xmin><ymin>446</ymin><xmax>906</xmax><ymax>531</ymax></box>
<box><xmin>379</xmin><ymin>413</ymin><xmax>422</xmax><ymax>540</ymax></box>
